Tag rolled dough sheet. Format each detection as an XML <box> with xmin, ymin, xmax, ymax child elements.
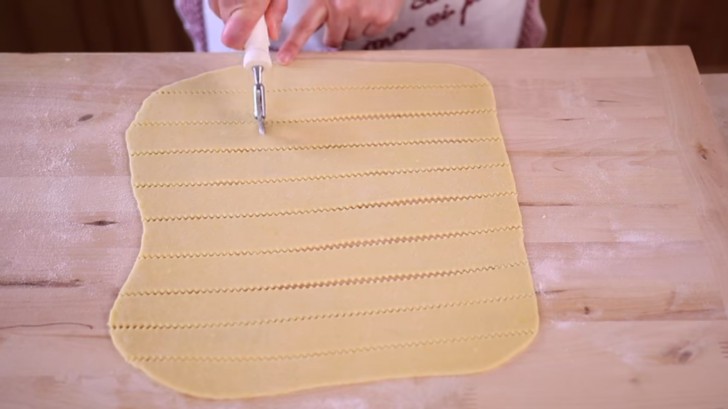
<box><xmin>109</xmin><ymin>59</ymin><xmax>539</xmax><ymax>399</ymax></box>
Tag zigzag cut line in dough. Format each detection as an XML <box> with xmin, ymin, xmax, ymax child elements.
<box><xmin>120</xmin><ymin>261</ymin><xmax>529</xmax><ymax>297</ymax></box>
<box><xmin>134</xmin><ymin>163</ymin><xmax>509</xmax><ymax>189</ymax></box>
<box><xmin>130</xmin><ymin>137</ymin><xmax>502</xmax><ymax>157</ymax></box>
<box><xmin>132</xmin><ymin>108</ymin><xmax>494</xmax><ymax>127</ymax></box>
<box><xmin>129</xmin><ymin>329</ymin><xmax>535</xmax><ymax>363</ymax></box>
<box><xmin>110</xmin><ymin>293</ymin><xmax>535</xmax><ymax>330</ymax></box>
<box><xmin>144</xmin><ymin>191</ymin><xmax>517</xmax><ymax>223</ymax></box>
<box><xmin>139</xmin><ymin>226</ymin><xmax>523</xmax><ymax>260</ymax></box>
<box><xmin>154</xmin><ymin>82</ymin><xmax>491</xmax><ymax>95</ymax></box>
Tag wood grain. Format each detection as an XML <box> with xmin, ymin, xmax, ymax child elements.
<box><xmin>1</xmin><ymin>47</ymin><xmax>727</xmax><ymax>407</ymax></box>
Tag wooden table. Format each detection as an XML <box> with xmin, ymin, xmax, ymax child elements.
<box><xmin>1</xmin><ymin>46</ymin><xmax>727</xmax><ymax>408</ymax></box>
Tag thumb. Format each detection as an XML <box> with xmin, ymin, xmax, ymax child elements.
<box><xmin>218</xmin><ymin>0</ymin><xmax>270</xmax><ymax>50</ymax></box>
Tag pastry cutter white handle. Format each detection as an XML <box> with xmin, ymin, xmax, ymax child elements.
<box><xmin>243</xmin><ymin>17</ymin><xmax>272</xmax><ymax>135</ymax></box>
<box><xmin>243</xmin><ymin>17</ymin><xmax>272</xmax><ymax>69</ymax></box>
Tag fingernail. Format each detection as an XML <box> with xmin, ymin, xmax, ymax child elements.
<box><xmin>277</xmin><ymin>53</ymin><xmax>290</xmax><ymax>65</ymax></box>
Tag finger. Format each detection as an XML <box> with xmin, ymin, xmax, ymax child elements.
<box><xmin>277</xmin><ymin>3</ymin><xmax>327</xmax><ymax>65</ymax></box>
<box><xmin>363</xmin><ymin>23</ymin><xmax>388</xmax><ymax>38</ymax></box>
<box><xmin>265</xmin><ymin>0</ymin><xmax>287</xmax><ymax>40</ymax></box>
<box><xmin>219</xmin><ymin>0</ymin><xmax>269</xmax><ymax>50</ymax></box>
<box><xmin>323</xmin><ymin>7</ymin><xmax>348</xmax><ymax>48</ymax></box>
<box><xmin>344</xmin><ymin>17</ymin><xmax>367</xmax><ymax>41</ymax></box>
<box><xmin>208</xmin><ymin>0</ymin><xmax>221</xmax><ymax>17</ymax></box>
<box><xmin>217</xmin><ymin>0</ymin><xmax>266</xmax><ymax>22</ymax></box>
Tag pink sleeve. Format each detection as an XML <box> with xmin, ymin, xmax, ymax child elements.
<box><xmin>175</xmin><ymin>0</ymin><xmax>208</xmax><ymax>51</ymax></box>
<box><xmin>518</xmin><ymin>0</ymin><xmax>547</xmax><ymax>48</ymax></box>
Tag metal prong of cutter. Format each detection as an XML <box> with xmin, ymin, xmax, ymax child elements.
<box><xmin>252</xmin><ymin>65</ymin><xmax>266</xmax><ymax>135</ymax></box>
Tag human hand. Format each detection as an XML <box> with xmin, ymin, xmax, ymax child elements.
<box><xmin>208</xmin><ymin>0</ymin><xmax>287</xmax><ymax>49</ymax></box>
<box><xmin>277</xmin><ymin>0</ymin><xmax>406</xmax><ymax>65</ymax></box>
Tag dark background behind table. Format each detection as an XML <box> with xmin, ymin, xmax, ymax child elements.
<box><xmin>1</xmin><ymin>0</ymin><xmax>727</xmax><ymax>72</ymax></box>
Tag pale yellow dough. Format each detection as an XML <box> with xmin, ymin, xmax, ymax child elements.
<box><xmin>109</xmin><ymin>60</ymin><xmax>539</xmax><ymax>399</ymax></box>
